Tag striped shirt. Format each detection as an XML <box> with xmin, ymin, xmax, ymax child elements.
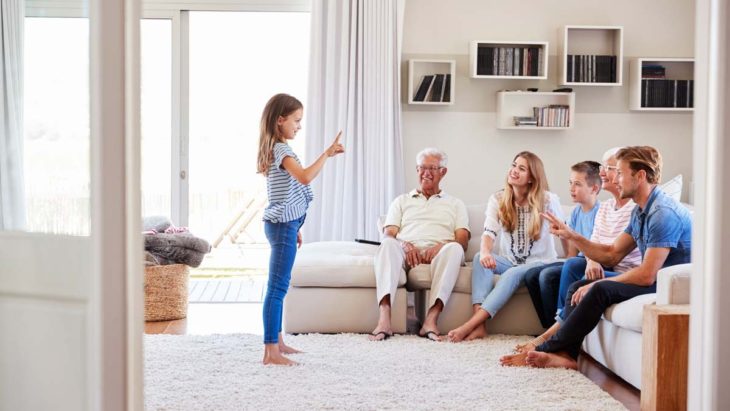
<box><xmin>590</xmin><ymin>197</ymin><xmax>642</xmax><ymax>272</ymax></box>
<box><xmin>262</xmin><ymin>143</ymin><xmax>313</xmax><ymax>223</ymax></box>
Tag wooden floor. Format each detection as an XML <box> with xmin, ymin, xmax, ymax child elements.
<box><xmin>145</xmin><ymin>303</ymin><xmax>640</xmax><ymax>410</ymax></box>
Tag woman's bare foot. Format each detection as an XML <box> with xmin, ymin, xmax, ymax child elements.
<box><xmin>526</xmin><ymin>351</ymin><xmax>578</xmax><ymax>370</ymax></box>
<box><xmin>464</xmin><ymin>323</ymin><xmax>488</xmax><ymax>341</ymax></box>
<box><xmin>499</xmin><ymin>352</ymin><xmax>530</xmax><ymax>367</ymax></box>
<box><xmin>447</xmin><ymin>324</ymin><xmax>474</xmax><ymax>343</ymax></box>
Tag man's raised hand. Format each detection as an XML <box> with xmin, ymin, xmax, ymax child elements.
<box><xmin>326</xmin><ymin>131</ymin><xmax>345</xmax><ymax>157</ymax></box>
<box><xmin>541</xmin><ymin>211</ymin><xmax>574</xmax><ymax>240</ymax></box>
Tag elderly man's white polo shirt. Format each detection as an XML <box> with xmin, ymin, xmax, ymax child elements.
<box><xmin>384</xmin><ymin>189</ymin><xmax>469</xmax><ymax>249</ymax></box>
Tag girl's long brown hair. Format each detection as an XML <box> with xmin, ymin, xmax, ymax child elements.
<box><xmin>256</xmin><ymin>93</ymin><xmax>303</xmax><ymax>175</ymax></box>
<box><xmin>498</xmin><ymin>151</ymin><xmax>549</xmax><ymax>240</ymax></box>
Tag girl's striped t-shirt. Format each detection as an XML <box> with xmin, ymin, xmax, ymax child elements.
<box><xmin>263</xmin><ymin>143</ymin><xmax>313</xmax><ymax>223</ymax></box>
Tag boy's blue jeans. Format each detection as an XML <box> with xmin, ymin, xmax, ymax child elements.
<box><xmin>263</xmin><ymin>216</ymin><xmax>305</xmax><ymax>344</ymax></box>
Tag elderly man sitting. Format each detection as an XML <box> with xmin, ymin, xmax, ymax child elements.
<box><xmin>369</xmin><ymin>148</ymin><xmax>470</xmax><ymax>341</ymax></box>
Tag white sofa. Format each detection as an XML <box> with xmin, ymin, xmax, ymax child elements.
<box><xmin>283</xmin><ymin>203</ymin><xmax>546</xmax><ymax>335</ymax></box>
<box><xmin>583</xmin><ymin>263</ymin><xmax>691</xmax><ymax>389</ymax></box>
<box><xmin>282</xmin><ymin>203</ymin><xmax>692</xmax><ymax>390</ymax></box>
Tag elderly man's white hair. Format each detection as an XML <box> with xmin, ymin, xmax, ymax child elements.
<box><xmin>416</xmin><ymin>148</ymin><xmax>448</xmax><ymax>167</ymax></box>
<box><xmin>602</xmin><ymin>147</ymin><xmax>624</xmax><ymax>162</ymax></box>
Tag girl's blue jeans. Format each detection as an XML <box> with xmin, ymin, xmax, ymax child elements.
<box><xmin>263</xmin><ymin>216</ymin><xmax>305</xmax><ymax>344</ymax></box>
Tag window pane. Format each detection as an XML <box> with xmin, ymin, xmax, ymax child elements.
<box><xmin>24</xmin><ymin>17</ymin><xmax>90</xmax><ymax>235</ymax></box>
<box><xmin>141</xmin><ymin>19</ymin><xmax>172</xmax><ymax>217</ymax></box>
<box><xmin>188</xmin><ymin>11</ymin><xmax>310</xmax><ymax>243</ymax></box>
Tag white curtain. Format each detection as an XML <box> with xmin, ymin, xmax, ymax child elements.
<box><xmin>0</xmin><ymin>0</ymin><xmax>25</xmax><ymax>231</ymax></box>
<box><xmin>303</xmin><ymin>0</ymin><xmax>406</xmax><ymax>242</ymax></box>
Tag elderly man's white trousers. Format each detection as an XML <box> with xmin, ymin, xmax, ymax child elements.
<box><xmin>375</xmin><ymin>237</ymin><xmax>465</xmax><ymax>308</ymax></box>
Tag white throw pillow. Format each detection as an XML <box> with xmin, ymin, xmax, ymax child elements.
<box><xmin>660</xmin><ymin>174</ymin><xmax>682</xmax><ymax>202</ymax></box>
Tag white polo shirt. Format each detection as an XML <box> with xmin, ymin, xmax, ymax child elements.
<box><xmin>384</xmin><ymin>189</ymin><xmax>470</xmax><ymax>249</ymax></box>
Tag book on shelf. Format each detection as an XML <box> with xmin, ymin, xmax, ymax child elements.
<box><xmin>413</xmin><ymin>75</ymin><xmax>434</xmax><ymax>102</ymax></box>
<box><xmin>442</xmin><ymin>74</ymin><xmax>451</xmax><ymax>102</ymax></box>
<box><xmin>498</xmin><ymin>48</ymin><xmax>506</xmax><ymax>75</ymax></box>
<box><xmin>505</xmin><ymin>48</ymin><xmax>513</xmax><ymax>76</ymax></box>
<box><xmin>493</xmin><ymin>47</ymin><xmax>499</xmax><ymax>75</ymax></box>
<box><xmin>429</xmin><ymin>74</ymin><xmax>445</xmax><ymax>102</ymax></box>
<box><xmin>475</xmin><ymin>45</ymin><xmax>543</xmax><ymax>76</ymax></box>
<box><xmin>567</xmin><ymin>54</ymin><xmax>617</xmax><ymax>83</ymax></box>
<box><xmin>513</xmin><ymin>116</ymin><xmax>537</xmax><ymax>126</ymax></box>
<box><xmin>642</xmin><ymin>64</ymin><xmax>666</xmax><ymax>78</ymax></box>
<box><xmin>532</xmin><ymin>104</ymin><xmax>570</xmax><ymax>127</ymax></box>
<box><xmin>477</xmin><ymin>46</ymin><xmax>493</xmax><ymax>75</ymax></box>
<box><xmin>641</xmin><ymin>79</ymin><xmax>694</xmax><ymax>108</ymax></box>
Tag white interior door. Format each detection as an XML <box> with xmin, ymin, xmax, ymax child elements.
<box><xmin>0</xmin><ymin>0</ymin><xmax>142</xmax><ymax>409</ymax></box>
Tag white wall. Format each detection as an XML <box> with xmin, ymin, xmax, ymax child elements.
<box><xmin>401</xmin><ymin>0</ymin><xmax>695</xmax><ymax>206</ymax></box>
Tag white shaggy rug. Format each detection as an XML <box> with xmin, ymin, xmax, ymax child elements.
<box><xmin>144</xmin><ymin>333</ymin><xmax>626</xmax><ymax>410</ymax></box>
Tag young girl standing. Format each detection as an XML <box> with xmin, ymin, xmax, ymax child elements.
<box><xmin>256</xmin><ymin>93</ymin><xmax>344</xmax><ymax>365</ymax></box>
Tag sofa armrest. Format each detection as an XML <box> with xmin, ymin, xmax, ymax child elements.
<box><xmin>656</xmin><ymin>263</ymin><xmax>692</xmax><ymax>305</ymax></box>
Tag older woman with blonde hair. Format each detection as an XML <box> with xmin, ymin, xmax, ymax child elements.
<box><xmin>447</xmin><ymin>151</ymin><xmax>564</xmax><ymax>342</ymax></box>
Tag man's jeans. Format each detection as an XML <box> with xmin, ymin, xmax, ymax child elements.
<box><xmin>536</xmin><ymin>278</ymin><xmax>656</xmax><ymax>359</ymax></box>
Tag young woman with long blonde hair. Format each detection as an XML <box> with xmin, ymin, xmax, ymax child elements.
<box><xmin>447</xmin><ymin>151</ymin><xmax>564</xmax><ymax>342</ymax></box>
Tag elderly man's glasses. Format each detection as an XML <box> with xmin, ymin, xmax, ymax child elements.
<box><xmin>599</xmin><ymin>165</ymin><xmax>618</xmax><ymax>172</ymax></box>
<box><xmin>417</xmin><ymin>165</ymin><xmax>444</xmax><ymax>173</ymax></box>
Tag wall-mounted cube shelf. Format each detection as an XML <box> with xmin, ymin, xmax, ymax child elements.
<box><xmin>558</xmin><ymin>25</ymin><xmax>623</xmax><ymax>86</ymax></box>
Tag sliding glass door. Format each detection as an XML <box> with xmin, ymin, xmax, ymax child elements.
<box><xmin>141</xmin><ymin>18</ymin><xmax>173</xmax><ymax>217</ymax></box>
<box><xmin>187</xmin><ymin>11</ymin><xmax>310</xmax><ymax>257</ymax></box>
<box><xmin>24</xmin><ymin>17</ymin><xmax>90</xmax><ymax>235</ymax></box>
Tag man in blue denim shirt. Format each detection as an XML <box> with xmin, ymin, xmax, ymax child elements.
<box><xmin>501</xmin><ymin>146</ymin><xmax>691</xmax><ymax>369</ymax></box>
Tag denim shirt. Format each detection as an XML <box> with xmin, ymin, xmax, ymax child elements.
<box><xmin>624</xmin><ymin>186</ymin><xmax>692</xmax><ymax>269</ymax></box>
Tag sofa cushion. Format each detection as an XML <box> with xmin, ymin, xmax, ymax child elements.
<box><xmin>660</xmin><ymin>174</ymin><xmax>683</xmax><ymax>202</ymax></box>
<box><xmin>465</xmin><ymin>204</ymin><xmax>486</xmax><ymax>261</ymax></box>
<box><xmin>407</xmin><ymin>265</ymin><xmax>472</xmax><ymax>293</ymax></box>
<box><xmin>291</xmin><ymin>241</ymin><xmax>406</xmax><ymax>288</ymax></box>
<box><xmin>603</xmin><ymin>293</ymin><xmax>656</xmax><ymax>332</ymax></box>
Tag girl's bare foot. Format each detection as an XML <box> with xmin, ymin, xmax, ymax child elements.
<box><xmin>525</xmin><ymin>351</ymin><xmax>578</xmax><ymax>369</ymax></box>
<box><xmin>464</xmin><ymin>323</ymin><xmax>487</xmax><ymax>341</ymax></box>
<box><xmin>278</xmin><ymin>342</ymin><xmax>303</xmax><ymax>354</ymax></box>
<box><xmin>447</xmin><ymin>324</ymin><xmax>473</xmax><ymax>343</ymax></box>
<box><xmin>263</xmin><ymin>343</ymin><xmax>299</xmax><ymax>366</ymax></box>
<box><xmin>263</xmin><ymin>352</ymin><xmax>299</xmax><ymax>366</ymax></box>
<box><xmin>499</xmin><ymin>352</ymin><xmax>529</xmax><ymax>367</ymax></box>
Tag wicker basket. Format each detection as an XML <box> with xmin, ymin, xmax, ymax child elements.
<box><xmin>144</xmin><ymin>264</ymin><xmax>189</xmax><ymax>322</ymax></box>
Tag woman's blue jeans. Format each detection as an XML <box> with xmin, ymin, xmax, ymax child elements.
<box><xmin>263</xmin><ymin>216</ymin><xmax>305</xmax><ymax>344</ymax></box>
<box><xmin>471</xmin><ymin>252</ymin><xmax>551</xmax><ymax>318</ymax></box>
